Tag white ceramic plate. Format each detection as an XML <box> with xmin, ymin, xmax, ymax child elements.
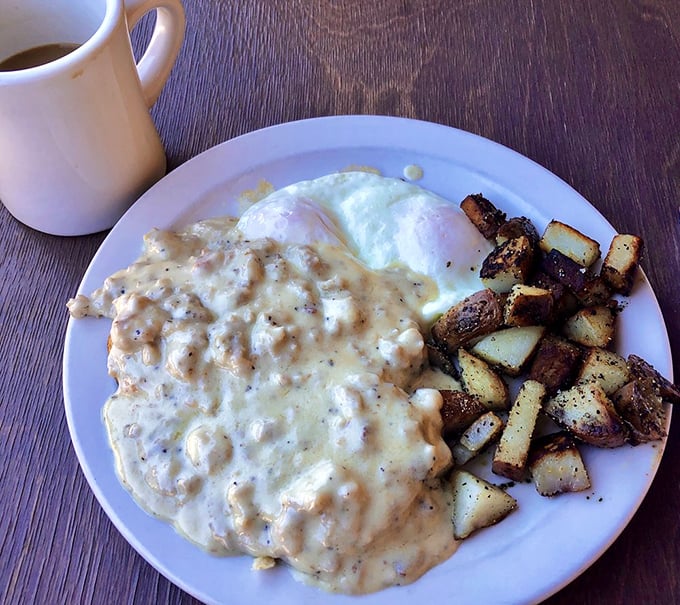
<box><xmin>63</xmin><ymin>116</ymin><xmax>672</xmax><ymax>605</ymax></box>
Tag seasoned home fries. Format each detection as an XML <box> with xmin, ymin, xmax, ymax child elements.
<box><xmin>436</xmin><ymin>191</ymin><xmax>677</xmax><ymax>494</ymax></box>
<box><xmin>67</xmin><ymin>171</ymin><xmax>677</xmax><ymax>594</ymax></box>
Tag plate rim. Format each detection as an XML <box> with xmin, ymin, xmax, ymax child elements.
<box><xmin>63</xmin><ymin>114</ymin><xmax>672</xmax><ymax>605</ymax></box>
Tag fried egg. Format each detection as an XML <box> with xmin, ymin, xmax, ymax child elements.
<box><xmin>236</xmin><ymin>171</ymin><xmax>493</xmax><ymax>319</ymax></box>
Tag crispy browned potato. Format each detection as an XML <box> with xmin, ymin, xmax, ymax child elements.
<box><xmin>601</xmin><ymin>234</ymin><xmax>644</xmax><ymax>295</ymax></box>
<box><xmin>503</xmin><ymin>284</ymin><xmax>554</xmax><ymax>327</ymax></box>
<box><xmin>528</xmin><ymin>335</ymin><xmax>582</xmax><ymax>395</ymax></box>
<box><xmin>612</xmin><ymin>381</ymin><xmax>667</xmax><ymax>445</ymax></box>
<box><xmin>470</xmin><ymin>325</ymin><xmax>546</xmax><ymax>377</ymax></box>
<box><xmin>627</xmin><ymin>354</ymin><xmax>680</xmax><ymax>405</ymax></box>
<box><xmin>457</xmin><ymin>348</ymin><xmax>510</xmax><ymax>410</ymax></box>
<box><xmin>562</xmin><ymin>305</ymin><xmax>616</xmax><ymax>348</ymax></box>
<box><xmin>573</xmin><ymin>275</ymin><xmax>612</xmax><ymax>307</ymax></box>
<box><xmin>539</xmin><ymin>248</ymin><xmax>612</xmax><ymax>309</ymax></box>
<box><xmin>492</xmin><ymin>379</ymin><xmax>546</xmax><ymax>481</ymax></box>
<box><xmin>539</xmin><ymin>220</ymin><xmax>601</xmax><ymax>267</ymax></box>
<box><xmin>460</xmin><ymin>193</ymin><xmax>507</xmax><ymax>239</ymax></box>
<box><xmin>431</xmin><ymin>289</ymin><xmax>503</xmax><ymax>353</ymax></box>
<box><xmin>480</xmin><ymin>236</ymin><xmax>535</xmax><ymax>293</ymax></box>
<box><xmin>528</xmin><ymin>432</ymin><xmax>591</xmax><ymax>496</ymax></box>
<box><xmin>439</xmin><ymin>390</ymin><xmax>487</xmax><ymax>436</ymax></box>
<box><xmin>495</xmin><ymin>216</ymin><xmax>540</xmax><ymax>247</ymax></box>
<box><xmin>530</xmin><ymin>270</ymin><xmax>580</xmax><ymax>323</ymax></box>
<box><xmin>539</xmin><ymin>248</ymin><xmax>590</xmax><ymax>292</ymax></box>
<box><xmin>544</xmin><ymin>381</ymin><xmax>628</xmax><ymax>447</ymax></box>
<box><xmin>426</xmin><ymin>341</ymin><xmax>458</xmax><ymax>378</ymax></box>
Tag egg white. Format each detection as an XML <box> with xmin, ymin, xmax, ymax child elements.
<box><xmin>236</xmin><ymin>171</ymin><xmax>493</xmax><ymax>320</ymax></box>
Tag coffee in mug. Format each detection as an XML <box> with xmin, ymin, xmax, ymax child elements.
<box><xmin>0</xmin><ymin>0</ymin><xmax>185</xmax><ymax>235</ymax></box>
<box><xmin>0</xmin><ymin>43</ymin><xmax>81</xmax><ymax>71</ymax></box>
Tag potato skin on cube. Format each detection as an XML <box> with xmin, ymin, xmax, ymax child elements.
<box><xmin>439</xmin><ymin>390</ymin><xmax>487</xmax><ymax>437</ymax></box>
<box><xmin>530</xmin><ymin>270</ymin><xmax>580</xmax><ymax>323</ymax></box>
<box><xmin>450</xmin><ymin>469</ymin><xmax>517</xmax><ymax>540</ymax></box>
<box><xmin>460</xmin><ymin>193</ymin><xmax>507</xmax><ymax>239</ymax></box>
<box><xmin>528</xmin><ymin>432</ymin><xmax>591</xmax><ymax>496</ymax></box>
<box><xmin>492</xmin><ymin>379</ymin><xmax>546</xmax><ymax>481</ymax></box>
<box><xmin>540</xmin><ymin>248</ymin><xmax>590</xmax><ymax>292</ymax></box>
<box><xmin>431</xmin><ymin>288</ymin><xmax>503</xmax><ymax>353</ymax></box>
<box><xmin>539</xmin><ymin>220</ymin><xmax>601</xmax><ymax>267</ymax></box>
<box><xmin>426</xmin><ymin>341</ymin><xmax>459</xmax><ymax>378</ymax></box>
<box><xmin>601</xmin><ymin>234</ymin><xmax>644</xmax><ymax>295</ymax></box>
<box><xmin>528</xmin><ymin>335</ymin><xmax>582</xmax><ymax>395</ymax></box>
<box><xmin>544</xmin><ymin>382</ymin><xmax>628</xmax><ymax>447</ymax></box>
<box><xmin>612</xmin><ymin>381</ymin><xmax>667</xmax><ymax>445</ymax></box>
<box><xmin>627</xmin><ymin>354</ymin><xmax>680</xmax><ymax>405</ymax></box>
<box><xmin>538</xmin><ymin>248</ymin><xmax>611</xmax><ymax>308</ymax></box>
<box><xmin>574</xmin><ymin>275</ymin><xmax>612</xmax><ymax>307</ymax></box>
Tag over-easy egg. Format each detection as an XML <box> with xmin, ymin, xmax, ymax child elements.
<box><xmin>236</xmin><ymin>171</ymin><xmax>493</xmax><ymax>320</ymax></box>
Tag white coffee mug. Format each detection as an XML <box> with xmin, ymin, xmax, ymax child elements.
<box><xmin>0</xmin><ymin>0</ymin><xmax>185</xmax><ymax>236</ymax></box>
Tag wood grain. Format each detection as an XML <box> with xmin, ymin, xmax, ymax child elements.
<box><xmin>1</xmin><ymin>1</ymin><xmax>678</xmax><ymax>604</ymax></box>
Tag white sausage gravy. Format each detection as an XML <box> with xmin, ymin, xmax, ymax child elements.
<box><xmin>67</xmin><ymin>174</ymin><xmax>490</xmax><ymax>594</ymax></box>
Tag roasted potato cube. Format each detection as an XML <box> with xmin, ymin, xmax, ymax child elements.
<box><xmin>539</xmin><ymin>220</ymin><xmax>601</xmax><ymax>267</ymax></box>
<box><xmin>601</xmin><ymin>234</ymin><xmax>644</xmax><ymax>295</ymax></box>
<box><xmin>426</xmin><ymin>340</ymin><xmax>458</xmax><ymax>378</ymax></box>
<box><xmin>413</xmin><ymin>366</ymin><xmax>462</xmax><ymax>392</ymax></box>
<box><xmin>457</xmin><ymin>348</ymin><xmax>510</xmax><ymax>410</ymax></box>
<box><xmin>539</xmin><ymin>248</ymin><xmax>611</xmax><ymax>308</ymax></box>
<box><xmin>528</xmin><ymin>432</ymin><xmax>591</xmax><ymax>496</ymax></box>
<box><xmin>540</xmin><ymin>248</ymin><xmax>589</xmax><ymax>292</ymax></box>
<box><xmin>495</xmin><ymin>216</ymin><xmax>540</xmax><ymax>247</ymax></box>
<box><xmin>459</xmin><ymin>411</ymin><xmax>504</xmax><ymax>452</ymax></box>
<box><xmin>480</xmin><ymin>236</ymin><xmax>534</xmax><ymax>293</ymax></box>
<box><xmin>450</xmin><ymin>469</ymin><xmax>517</xmax><ymax>539</ymax></box>
<box><xmin>503</xmin><ymin>284</ymin><xmax>554</xmax><ymax>327</ymax></box>
<box><xmin>531</xmin><ymin>269</ymin><xmax>564</xmax><ymax>293</ymax></box>
<box><xmin>528</xmin><ymin>335</ymin><xmax>582</xmax><ymax>395</ymax></box>
<box><xmin>451</xmin><ymin>412</ymin><xmax>504</xmax><ymax>467</ymax></box>
<box><xmin>460</xmin><ymin>193</ymin><xmax>507</xmax><ymax>239</ymax></box>
<box><xmin>612</xmin><ymin>381</ymin><xmax>667</xmax><ymax>445</ymax></box>
<box><xmin>439</xmin><ymin>390</ymin><xmax>487</xmax><ymax>436</ymax></box>
<box><xmin>544</xmin><ymin>381</ymin><xmax>628</xmax><ymax>447</ymax></box>
<box><xmin>431</xmin><ymin>289</ymin><xmax>503</xmax><ymax>353</ymax></box>
<box><xmin>470</xmin><ymin>325</ymin><xmax>546</xmax><ymax>377</ymax></box>
<box><xmin>576</xmin><ymin>347</ymin><xmax>629</xmax><ymax>395</ymax></box>
<box><xmin>627</xmin><ymin>354</ymin><xmax>680</xmax><ymax>405</ymax></box>
<box><xmin>530</xmin><ymin>270</ymin><xmax>580</xmax><ymax>322</ymax></box>
<box><xmin>492</xmin><ymin>379</ymin><xmax>546</xmax><ymax>480</ymax></box>
<box><xmin>563</xmin><ymin>305</ymin><xmax>616</xmax><ymax>348</ymax></box>
<box><xmin>574</xmin><ymin>275</ymin><xmax>612</xmax><ymax>307</ymax></box>
<box><xmin>450</xmin><ymin>442</ymin><xmax>477</xmax><ymax>466</ymax></box>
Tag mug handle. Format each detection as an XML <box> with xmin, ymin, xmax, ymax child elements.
<box><xmin>125</xmin><ymin>0</ymin><xmax>186</xmax><ymax>108</ymax></box>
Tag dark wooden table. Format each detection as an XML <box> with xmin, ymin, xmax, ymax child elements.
<box><xmin>2</xmin><ymin>1</ymin><xmax>678</xmax><ymax>603</ymax></box>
